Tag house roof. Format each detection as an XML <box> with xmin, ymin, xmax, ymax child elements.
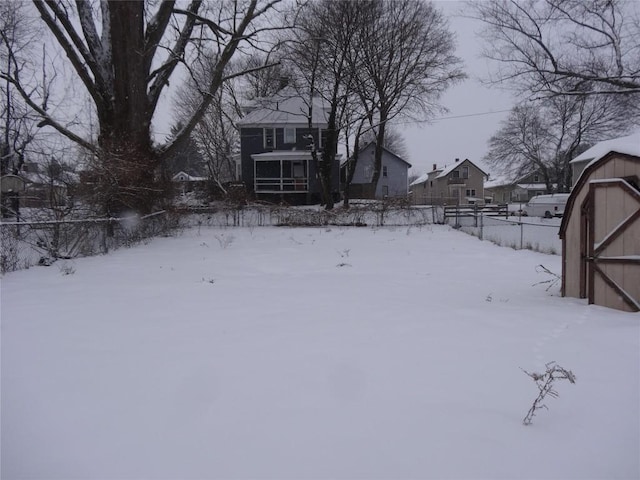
<box><xmin>485</xmin><ymin>170</ymin><xmax>547</xmax><ymax>190</ymax></box>
<box><xmin>360</xmin><ymin>142</ymin><xmax>412</xmax><ymax>167</ymax></box>
<box><xmin>341</xmin><ymin>142</ymin><xmax>412</xmax><ymax>168</ymax></box>
<box><xmin>172</xmin><ymin>171</ymin><xmax>207</xmax><ymax>182</ymax></box>
<box><xmin>484</xmin><ymin>174</ymin><xmax>512</xmax><ymax>189</ymax></box>
<box><xmin>570</xmin><ymin>131</ymin><xmax>640</xmax><ymax>165</ymax></box>
<box><xmin>237</xmin><ymin>87</ymin><xmax>329</xmax><ymax>127</ymax></box>
<box><xmin>435</xmin><ymin>159</ymin><xmax>487</xmax><ymax>179</ymax></box>
<box><xmin>409</xmin><ymin>172</ymin><xmax>430</xmax><ymax>187</ymax></box>
<box><xmin>515</xmin><ymin>183</ymin><xmax>549</xmax><ymax>190</ymax></box>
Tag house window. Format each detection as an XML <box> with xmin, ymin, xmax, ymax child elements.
<box><xmin>292</xmin><ymin>161</ymin><xmax>305</xmax><ymax>178</ymax></box>
<box><xmin>383</xmin><ymin>166</ymin><xmax>388</xmax><ymax>177</ymax></box>
<box><xmin>264</xmin><ymin>128</ymin><xmax>275</xmax><ymax>149</ymax></box>
<box><xmin>452</xmin><ymin>170</ymin><xmax>460</xmax><ymax>178</ymax></box>
<box><xmin>430</xmin><ymin>181</ymin><xmax>433</xmax><ymax>187</ymax></box>
<box><xmin>284</xmin><ymin>127</ymin><xmax>296</xmax><ymax>144</ymax></box>
<box><xmin>382</xmin><ymin>185</ymin><xmax>389</xmax><ymax>197</ymax></box>
<box><xmin>534</xmin><ymin>174</ymin><xmax>539</xmax><ymax>182</ymax></box>
<box><xmin>462</xmin><ymin>166</ymin><xmax>469</xmax><ymax>179</ymax></box>
<box><xmin>466</xmin><ymin>189</ymin><xmax>476</xmax><ymax>197</ymax></box>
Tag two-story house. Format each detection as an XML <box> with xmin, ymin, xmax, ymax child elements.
<box><xmin>410</xmin><ymin>158</ymin><xmax>487</xmax><ymax>205</ymax></box>
<box><xmin>236</xmin><ymin>88</ymin><xmax>340</xmax><ymax>205</ymax></box>
<box><xmin>341</xmin><ymin>143</ymin><xmax>412</xmax><ymax>199</ymax></box>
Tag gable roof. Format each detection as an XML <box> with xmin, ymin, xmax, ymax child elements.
<box><xmin>361</xmin><ymin>142</ymin><xmax>412</xmax><ymax>167</ymax></box>
<box><xmin>570</xmin><ymin>131</ymin><xmax>640</xmax><ymax>165</ymax></box>
<box><xmin>341</xmin><ymin>142</ymin><xmax>412</xmax><ymax>168</ymax></box>
<box><xmin>560</xmin><ymin>150</ymin><xmax>640</xmax><ymax>238</ymax></box>
<box><xmin>435</xmin><ymin>159</ymin><xmax>487</xmax><ymax>179</ymax></box>
<box><xmin>237</xmin><ymin>87</ymin><xmax>329</xmax><ymax>127</ymax></box>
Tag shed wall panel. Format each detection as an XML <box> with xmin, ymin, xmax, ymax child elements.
<box><xmin>562</xmin><ymin>153</ymin><xmax>640</xmax><ymax>310</ymax></box>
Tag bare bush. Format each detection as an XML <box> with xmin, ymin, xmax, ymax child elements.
<box><xmin>522</xmin><ymin>361</ymin><xmax>576</xmax><ymax>426</ymax></box>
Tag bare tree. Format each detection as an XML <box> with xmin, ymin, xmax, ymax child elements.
<box><xmin>239</xmin><ymin>53</ymin><xmax>291</xmax><ymax>101</ymax></box>
<box><xmin>0</xmin><ymin>1</ymin><xmax>38</xmax><ymax>176</ymax></box>
<box><xmin>360</xmin><ymin>125</ymin><xmax>409</xmax><ymax>159</ymax></box>
<box><xmin>1</xmin><ymin>0</ymin><xmax>285</xmax><ymax>214</ymax></box>
<box><xmin>285</xmin><ymin>0</ymin><xmax>367</xmax><ymax>209</ymax></box>
<box><xmin>354</xmin><ymin>0</ymin><xmax>465</xmax><ymax>197</ymax></box>
<box><xmin>484</xmin><ymin>95</ymin><xmax>635</xmax><ymax>192</ymax></box>
<box><xmin>470</xmin><ymin>0</ymin><xmax>640</xmax><ymax>98</ymax></box>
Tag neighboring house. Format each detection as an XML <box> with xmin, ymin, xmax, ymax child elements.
<box><xmin>18</xmin><ymin>162</ymin><xmax>75</xmax><ymax>208</ymax></box>
<box><xmin>559</xmin><ymin>132</ymin><xmax>640</xmax><ymax>312</ymax></box>
<box><xmin>172</xmin><ymin>171</ymin><xmax>207</xmax><ymax>195</ymax></box>
<box><xmin>484</xmin><ymin>171</ymin><xmax>551</xmax><ymax>204</ymax></box>
<box><xmin>410</xmin><ymin>158</ymin><xmax>487</xmax><ymax>205</ymax></box>
<box><xmin>236</xmin><ymin>87</ymin><xmax>340</xmax><ymax>205</ymax></box>
<box><xmin>342</xmin><ymin>142</ymin><xmax>412</xmax><ymax>199</ymax></box>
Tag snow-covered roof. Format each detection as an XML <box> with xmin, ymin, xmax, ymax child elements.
<box><xmin>172</xmin><ymin>171</ymin><xmax>207</xmax><ymax>182</ymax></box>
<box><xmin>515</xmin><ymin>183</ymin><xmax>549</xmax><ymax>190</ymax></box>
<box><xmin>484</xmin><ymin>175</ymin><xmax>513</xmax><ymax>189</ymax></box>
<box><xmin>237</xmin><ymin>87</ymin><xmax>329</xmax><ymax>127</ymax></box>
<box><xmin>435</xmin><ymin>159</ymin><xmax>487</xmax><ymax>179</ymax></box>
<box><xmin>570</xmin><ymin>131</ymin><xmax>640</xmax><ymax>165</ymax></box>
<box><xmin>409</xmin><ymin>172</ymin><xmax>429</xmax><ymax>187</ymax></box>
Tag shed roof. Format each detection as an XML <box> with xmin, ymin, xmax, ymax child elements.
<box><xmin>570</xmin><ymin>132</ymin><xmax>640</xmax><ymax>166</ymax></box>
<box><xmin>560</xmin><ymin>150</ymin><xmax>640</xmax><ymax>238</ymax></box>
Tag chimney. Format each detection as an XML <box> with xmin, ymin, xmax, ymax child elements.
<box><xmin>432</xmin><ymin>163</ymin><xmax>437</xmax><ymax>171</ymax></box>
<box><xmin>455</xmin><ymin>158</ymin><xmax>459</xmax><ymax>162</ymax></box>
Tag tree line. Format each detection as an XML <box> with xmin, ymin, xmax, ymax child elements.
<box><xmin>1</xmin><ymin>0</ymin><xmax>638</xmax><ymax>218</ymax></box>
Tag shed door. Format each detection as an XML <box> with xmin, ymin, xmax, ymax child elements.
<box><xmin>584</xmin><ymin>180</ymin><xmax>640</xmax><ymax>311</ymax></box>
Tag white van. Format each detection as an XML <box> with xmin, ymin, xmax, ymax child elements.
<box><xmin>524</xmin><ymin>193</ymin><xmax>570</xmax><ymax>218</ymax></box>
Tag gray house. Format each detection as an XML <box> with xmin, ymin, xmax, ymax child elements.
<box><xmin>342</xmin><ymin>143</ymin><xmax>412</xmax><ymax>199</ymax></box>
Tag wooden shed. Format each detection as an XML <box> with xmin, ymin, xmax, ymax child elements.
<box><xmin>559</xmin><ymin>135</ymin><xmax>640</xmax><ymax>312</ymax></box>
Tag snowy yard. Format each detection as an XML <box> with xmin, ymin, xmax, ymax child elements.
<box><xmin>2</xmin><ymin>225</ymin><xmax>638</xmax><ymax>479</ymax></box>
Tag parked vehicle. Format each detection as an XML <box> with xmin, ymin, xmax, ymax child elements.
<box><xmin>524</xmin><ymin>193</ymin><xmax>570</xmax><ymax>218</ymax></box>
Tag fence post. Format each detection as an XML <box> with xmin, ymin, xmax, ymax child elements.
<box><xmin>520</xmin><ymin>221</ymin><xmax>524</xmax><ymax>250</ymax></box>
<box><xmin>479</xmin><ymin>211</ymin><xmax>483</xmax><ymax>241</ymax></box>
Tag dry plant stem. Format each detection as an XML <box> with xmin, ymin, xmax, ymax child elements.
<box><xmin>522</xmin><ymin>362</ymin><xmax>576</xmax><ymax>425</ymax></box>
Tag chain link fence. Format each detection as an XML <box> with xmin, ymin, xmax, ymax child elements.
<box><xmin>1</xmin><ymin>202</ymin><xmax>444</xmax><ymax>273</ymax></box>
<box><xmin>445</xmin><ymin>210</ymin><xmax>561</xmax><ymax>255</ymax></box>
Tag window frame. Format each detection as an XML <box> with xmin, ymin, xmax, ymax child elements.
<box><xmin>284</xmin><ymin>127</ymin><xmax>296</xmax><ymax>144</ymax></box>
<box><xmin>263</xmin><ymin>128</ymin><xmax>275</xmax><ymax>149</ymax></box>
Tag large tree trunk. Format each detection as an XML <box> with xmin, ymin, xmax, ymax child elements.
<box><xmin>96</xmin><ymin>2</ymin><xmax>161</xmax><ymax>215</ymax></box>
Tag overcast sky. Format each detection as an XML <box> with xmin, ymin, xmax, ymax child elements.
<box><xmin>151</xmin><ymin>1</ymin><xmax>515</xmax><ymax>178</ymax></box>
<box><xmin>400</xmin><ymin>1</ymin><xmax>515</xmax><ymax>178</ymax></box>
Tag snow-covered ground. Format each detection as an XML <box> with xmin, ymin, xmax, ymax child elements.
<box><xmin>2</xmin><ymin>225</ymin><xmax>638</xmax><ymax>479</ymax></box>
